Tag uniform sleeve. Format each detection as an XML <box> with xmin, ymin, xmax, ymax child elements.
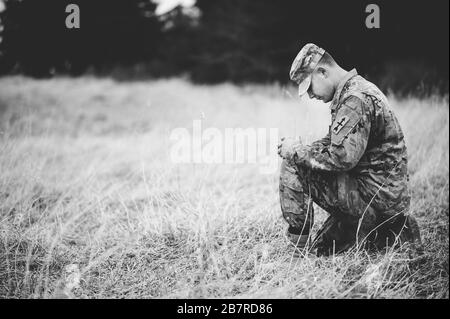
<box><xmin>310</xmin><ymin>131</ymin><xmax>331</xmax><ymax>149</ymax></box>
<box><xmin>293</xmin><ymin>95</ymin><xmax>371</xmax><ymax>172</ymax></box>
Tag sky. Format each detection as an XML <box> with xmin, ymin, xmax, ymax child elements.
<box><xmin>154</xmin><ymin>0</ymin><xmax>196</xmax><ymax>15</ymax></box>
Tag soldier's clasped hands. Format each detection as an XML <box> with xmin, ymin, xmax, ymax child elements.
<box><xmin>277</xmin><ymin>136</ymin><xmax>302</xmax><ymax>161</ymax></box>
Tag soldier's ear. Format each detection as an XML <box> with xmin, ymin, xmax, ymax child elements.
<box><xmin>316</xmin><ymin>66</ymin><xmax>328</xmax><ymax>78</ymax></box>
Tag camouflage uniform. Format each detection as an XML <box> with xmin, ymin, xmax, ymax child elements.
<box><xmin>280</xmin><ymin>44</ymin><xmax>422</xmax><ymax>256</ymax></box>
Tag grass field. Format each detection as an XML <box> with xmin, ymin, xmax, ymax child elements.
<box><xmin>0</xmin><ymin>76</ymin><xmax>448</xmax><ymax>299</ymax></box>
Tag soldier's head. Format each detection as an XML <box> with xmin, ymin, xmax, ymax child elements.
<box><xmin>290</xmin><ymin>43</ymin><xmax>346</xmax><ymax>103</ymax></box>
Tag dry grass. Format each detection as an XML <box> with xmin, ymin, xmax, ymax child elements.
<box><xmin>0</xmin><ymin>76</ymin><xmax>448</xmax><ymax>299</ymax></box>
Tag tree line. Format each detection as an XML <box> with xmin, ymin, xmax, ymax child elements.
<box><xmin>0</xmin><ymin>0</ymin><xmax>448</xmax><ymax>96</ymax></box>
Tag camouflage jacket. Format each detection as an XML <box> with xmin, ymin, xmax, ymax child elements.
<box><xmin>293</xmin><ymin>69</ymin><xmax>410</xmax><ymax>215</ymax></box>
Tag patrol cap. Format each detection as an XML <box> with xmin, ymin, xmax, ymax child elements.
<box><xmin>289</xmin><ymin>43</ymin><xmax>325</xmax><ymax>96</ymax></box>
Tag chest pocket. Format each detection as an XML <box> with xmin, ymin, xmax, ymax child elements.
<box><xmin>331</xmin><ymin>100</ymin><xmax>362</xmax><ymax>146</ymax></box>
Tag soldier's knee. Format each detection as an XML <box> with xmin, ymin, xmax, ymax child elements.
<box><xmin>280</xmin><ymin>159</ymin><xmax>293</xmax><ymax>176</ymax></box>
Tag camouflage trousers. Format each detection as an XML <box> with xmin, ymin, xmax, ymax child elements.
<box><xmin>279</xmin><ymin>160</ymin><xmax>419</xmax><ymax>256</ymax></box>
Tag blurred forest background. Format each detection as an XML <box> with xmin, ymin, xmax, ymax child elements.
<box><xmin>0</xmin><ymin>0</ymin><xmax>448</xmax><ymax>96</ymax></box>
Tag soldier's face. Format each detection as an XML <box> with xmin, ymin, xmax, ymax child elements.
<box><xmin>307</xmin><ymin>69</ymin><xmax>334</xmax><ymax>103</ymax></box>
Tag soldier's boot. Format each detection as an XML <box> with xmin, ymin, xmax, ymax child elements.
<box><xmin>285</xmin><ymin>227</ymin><xmax>310</xmax><ymax>249</ymax></box>
<box><xmin>285</xmin><ymin>227</ymin><xmax>317</xmax><ymax>258</ymax></box>
<box><xmin>279</xmin><ymin>160</ymin><xmax>314</xmax><ymax>254</ymax></box>
<box><xmin>311</xmin><ymin>215</ymin><xmax>356</xmax><ymax>256</ymax></box>
<box><xmin>402</xmin><ymin>215</ymin><xmax>424</xmax><ymax>255</ymax></box>
<box><xmin>375</xmin><ymin>213</ymin><xmax>424</xmax><ymax>254</ymax></box>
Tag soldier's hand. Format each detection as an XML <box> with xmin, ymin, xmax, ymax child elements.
<box><xmin>277</xmin><ymin>136</ymin><xmax>302</xmax><ymax>161</ymax></box>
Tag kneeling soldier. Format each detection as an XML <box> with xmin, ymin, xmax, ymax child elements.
<box><xmin>278</xmin><ymin>43</ymin><xmax>422</xmax><ymax>256</ymax></box>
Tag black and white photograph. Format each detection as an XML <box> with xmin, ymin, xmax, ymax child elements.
<box><xmin>0</xmin><ymin>0</ymin><xmax>448</xmax><ymax>301</ymax></box>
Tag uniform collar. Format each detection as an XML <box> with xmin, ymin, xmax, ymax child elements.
<box><xmin>330</xmin><ymin>68</ymin><xmax>358</xmax><ymax>110</ymax></box>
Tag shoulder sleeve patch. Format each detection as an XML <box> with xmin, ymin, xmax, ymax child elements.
<box><xmin>332</xmin><ymin>116</ymin><xmax>349</xmax><ymax>134</ymax></box>
<box><xmin>331</xmin><ymin>97</ymin><xmax>363</xmax><ymax>146</ymax></box>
